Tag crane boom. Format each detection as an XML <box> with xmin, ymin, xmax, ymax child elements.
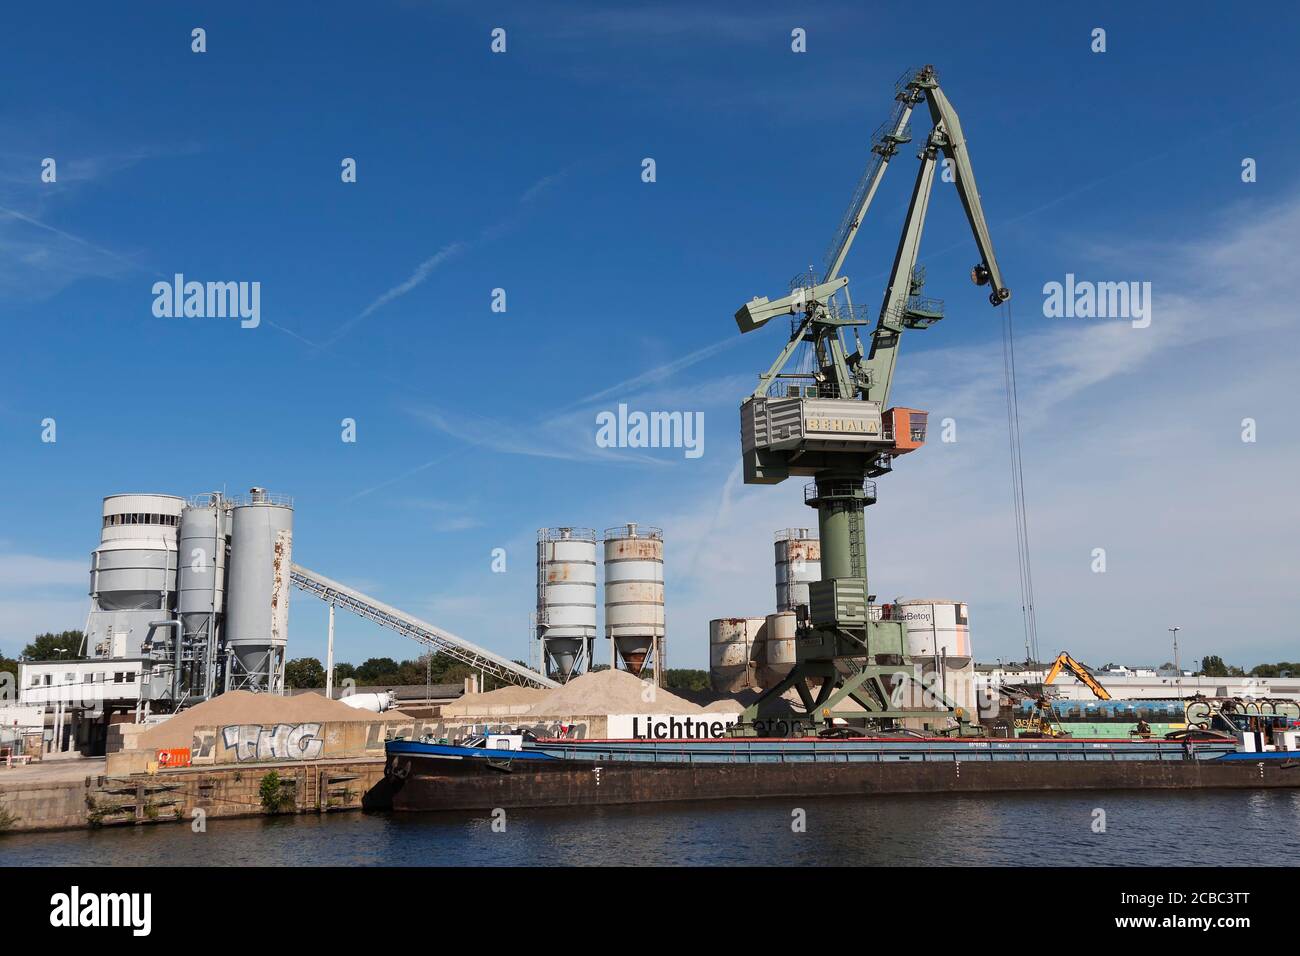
<box><xmin>822</xmin><ymin>73</ymin><xmax>924</xmax><ymax>284</ymax></box>
<box><xmin>862</xmin><ymin>66</ymin><xmax>1010</xmax><ymax>406</ymax></box>
<box><xmin>923</xmin><ymin>81</ymin><xmax>1010</xmax><ymax>303</ymax></box>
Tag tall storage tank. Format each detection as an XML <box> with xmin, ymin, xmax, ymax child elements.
<box><xmin>709</xmin><ymin>617</ymin><xmax>766</xmax><ymax>693</ymax></box>
<box><xmin>774</xmin><ymin>529</ymin><xmax>820</xmax><ymax>612</ymax></box>
<box><xmin>177</xmin><ymin>494</ymin><xmax>229</xmax><ymax>698</ymax></box>
<box><xmin>894</xmin><ymin>598</ymin><xmax>976</xmax><ymax>723</ymax></box>
<box><xmin>759</xmin><ymin>611</ymin><xmax>798</xmax><ymax>689</ymax></box>
<box><xmin>87</xmin><ymin>494</ymin><xmax>185</xmax><ymax>659</ymax></box>
<box><xmin>893</xmin><ymin>599</ymin><xmax>972</xmax><ymax>662</ymax></box>
<box><xmin>603</xmin><ymin>524</ymin><xmax>664</xmax><ymax>676</ymax></box>
<box><xmin>536</xmin><ymin>528</ymin><xmax>598</xmax><ymax>682</ymax></box>
<box><xmin>224</xmin><ymin>488</ymin><xmax>293</xmax><ymax>692</ymax></box>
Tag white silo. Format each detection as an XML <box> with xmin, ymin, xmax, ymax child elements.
<box><xmin>603</xmin><ymin>524</ymin><xmax>665</xmax><ymax>683</ymax></box>
<box><xmin>536</xmin><ymin>528</ymin><xmax>598</xmax><ymax>682</ymax></box>
<box><xmin>774</xmin><ymin>529</ymin><xmax>820</xmax><ymax>612</ymax></box>
<box><xmin>176</xmin><ymin>494</ymin><xmax>230</xmax><ymax>700</ymax></box>
<box><xmin>893</xmin><ymin>598</ymin><xmax>977</xmax><ymax>720</ymax></box>
<box><xmin>86</xmin><ymin>494</ymin><xmax>185</xmax><ymax>662</ymax></box>
<box><xmin>223</xmin><ymin>488</ymin><xmax>293</xmax><ymax>693</ymax></box>
<box><xmin>893</xmin><ymin>599</ymin><xmax>972</xmax><ymax>662</ymax></box>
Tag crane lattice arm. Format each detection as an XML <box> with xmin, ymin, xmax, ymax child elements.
<box><xmin>734</xmin><ymin>65</ymin><xmax>1010</xmax><ymax>408</ymax></box>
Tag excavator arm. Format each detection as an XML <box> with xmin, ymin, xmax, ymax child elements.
<box><xmin>1044</xmin><ymin>651</ymin><xmax>1112</xmax><ymax>701</ymax></box>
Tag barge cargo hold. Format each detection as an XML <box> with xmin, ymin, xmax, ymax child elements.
<box><xmin>383</xmin><ymin>736</ymin><xmax>1300</xmax><ymax>813</ymax></box>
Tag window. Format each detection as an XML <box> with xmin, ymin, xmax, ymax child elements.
<box><xmin>43</xmin><ymin>674</ymin><xmax>52</xmax><ymax>686</ymax></box>
<box><xmin>30</xmin><ymin>674</ymin><xmax>40</xmax><ymax>686</ymax></box>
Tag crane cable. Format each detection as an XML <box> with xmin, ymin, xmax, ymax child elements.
<box><xmin>1000</xmin><ymin>299</ymin><xmax>1040</xmax><ymax>667</ymax></box>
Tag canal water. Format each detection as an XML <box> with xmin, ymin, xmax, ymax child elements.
<box><xmin>3</xmin><ymin>789</ymin><xmax>1298</xmax><ymax>866</ymax></box>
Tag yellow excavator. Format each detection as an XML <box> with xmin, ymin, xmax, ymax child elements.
<box><xmin>1044</xmin><ymin>651</ymin><xmax>1112</xmax><ymax>700</ymax></box>
<box><xmin>1021</xmin><ymin>652</ymin><xmax>1112</xmax><ymax>738</ymax></box>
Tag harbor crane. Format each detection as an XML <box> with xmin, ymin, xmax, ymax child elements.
<box><xmin>734</xmin><ymin>65</ymin><xmax>1009</xmax><ymax>732</ymax></box>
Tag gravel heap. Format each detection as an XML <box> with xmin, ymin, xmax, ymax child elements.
<box><xmin>525</xmin><ymin>669</ymin><xmax>704</xmax><ymax>717</ymax></box>
<box><xmin>139</xmin><ymin>690</ymin><xmax>398</xmax><ymax>750</ymax></box>
<box><xmin>441</xmin><ymin>685</ymin><xmax>552</xmax><ymax>717</ymax></box>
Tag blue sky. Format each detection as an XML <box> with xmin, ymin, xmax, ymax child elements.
<box><xmin>2</xmin><ymin>1</ymin><xmax>1299</xmax><ymax>673</ymax></box>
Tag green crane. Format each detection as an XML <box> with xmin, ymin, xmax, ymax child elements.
<box><xmin>733</xmin><ymin>65</ymin><xmax>1009</xmax><ymax>734</ymax></box>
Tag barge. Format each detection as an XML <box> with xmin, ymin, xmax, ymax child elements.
<box><xmin>383</xmin><ymin>733</ymin><xmax>1300</xmax><ymax>813</ymax></box>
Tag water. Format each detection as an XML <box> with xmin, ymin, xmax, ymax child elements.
<box><xmin>3</xmin><ymin>790</ymin><xmax>1298</xmax><ymax>866</ymax></box>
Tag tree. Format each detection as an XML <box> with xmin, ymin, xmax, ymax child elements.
<box><xmin>259</xmin><ymin>771</ymin><xmax>293</xmax><ymax>814</ymax></box>
<box><xmin>1249</xmin><ymin>662</ymin><xmax>1300</xmax><ymax>678</ymax></box>
<box><xmin>1196</xmin><ymin>658</ymin><xmax>1248</xmax><ymax>681</ymax></box>
<box><xmin>334</xmin><ymin>662</ymin><xmax>356</xmax><ymax>682</ymax></box>
<box><xmin>23</xmin><ymin>631</ymin><xmax>83</xmax><ymax>660</ymax></box>
<box><xmin>663</xmin><ymin>669</ymin><xmax>710</xmax><ymax>692</ymax></box>
<box><xmin>284</xmin><ymin>657</ymin><xmax>326</xmax><ymax>689</ymax></box>
<box><xmin>355</xmin><ymin>657</ymin><xmax>400</xmax><ymax>684</ymax></box>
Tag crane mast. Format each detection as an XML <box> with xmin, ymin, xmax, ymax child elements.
<box><xmin>732</xmin><ymin>65</ymin><xmax>1010</xmax><ymax>733</ymax></box>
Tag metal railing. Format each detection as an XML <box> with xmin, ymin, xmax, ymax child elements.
<box><xmin>537</xmin><ymin>527</ymin><xmax>597</xmax><ymax>542</ymax></box>
<box><xmin>805</xmin><ymin>479</ymin><xmax>877</xmax><ymax>505</ymax></box>
<box><xmin>534</xmin><ymin>737</ymin><xmax>1237</xmax><ymax>767</ymax></box>
<box><xmin>765</xmin><ymin>376</ymin><xmax>838</xmax><ymax>399</ymax></box>
<box><xmin>291</xmin><ymin>564</ymin><xmax>558</xmax><ymax>689</ymax></box>
<box><xmin>229</xmin><ymin>491</ymin><xmax>293</xmax><ymax>507</ymax></box>
<box><xmin>603</xmin><ymin>524</ymin><xmax>662</xmax><ymax>541</ymax></box>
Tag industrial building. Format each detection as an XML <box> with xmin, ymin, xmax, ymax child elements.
<box><xmin>15</xmin><ymin>487</ymin><xmax>569</xmax><ymax>757</ymax></box>
<box><xmin>18</xmin><ymin>489</ymin><xmax>295</xmax><ymax>753</ymax></box>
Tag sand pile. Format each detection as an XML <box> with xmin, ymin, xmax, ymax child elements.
<box><xmin>703</xmin><ymin>699</ymin><xmax>746</xmax><ymax>713</ymax></box>
<box><xmin>139</xmin><ymin>690</ymin><xmax>398</xmax><ymax>750</ymax></box>
<box><xmin>525</xmin><ymin>669</ymin><xmax>704</xmax><ymax>717</ymax></box>
<box><xmin>441</xmin><ymin>685</ymin><xmax>551</xmax><ymax>717</ymax></box>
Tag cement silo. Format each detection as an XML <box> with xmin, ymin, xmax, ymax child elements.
<box><xmin>224</xmin><ymin>488</ymin><xmax>293</xmax><ymax>693</ymax></box>
<box><xmin>893</xmin><ymin>598</ymin><xmax>977</xmax><ymax>719</ymax></box>
<box><xmin>86</xmin><ymin>494</ymin><xmax>185</xmax><ymax>661</ymax></box>
<box><xmin>176</xmin><ymin>494</ymin><xmax>230</xmax><ymax>700</ymax></box>
<box><xmin>893</xmin><ymin>599</ymin><xmax>972</xmax><ymax>661</ymax></box>
<box><xmin>536</xmin><ymin>528</ymin><xmax>598</xmax><ymax>682</ymax></box>
<box><xmin>774</xmin><ymin>529</ymin><xmax>820</xmax><ymax>612</ymax></box>
<box><xmin>759</xmin><ymin>610</ymin><xmax>798</xmax><ymax>689</ymax></box>
<box><xmin>709</xmin><ymin>617</ymin><xmax>766</xmax><ymax>693</ymax></box>
<box><xmin>603</xmin><ymin>524</ymin><xmax>665</xmax><ymax>684</ymax></box>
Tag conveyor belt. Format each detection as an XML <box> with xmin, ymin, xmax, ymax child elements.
<box><xmin>291</xmin><ymin>564</ymin><xmax>558</xmax><ymax>689</ymax></box>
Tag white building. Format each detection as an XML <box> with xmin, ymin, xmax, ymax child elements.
<box><xmin>975</xmin><ymin>661</ymin><xmax>1300</xmax><ymax>703</ymax></box>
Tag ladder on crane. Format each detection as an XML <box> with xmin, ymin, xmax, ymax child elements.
<box><xmin>290</xmin><ymin>564</ymin><xmax>560</xmax><ymax>690</ymax></box>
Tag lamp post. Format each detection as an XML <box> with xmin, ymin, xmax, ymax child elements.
<box><xmin>1169</xmin><ymin>627</ymin><xmax>1182</xmax><ymax>699</ymax></box>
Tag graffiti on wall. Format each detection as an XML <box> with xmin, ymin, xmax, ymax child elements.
<box><xmin>220</xmin><ymin>723</ymin><xmax>324</xmax><ymax>762</ymax></box>
<box><xmin>362</xmin><ymin>719</ymin><xmax>592</xmax><ymax>751</ymax></box>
